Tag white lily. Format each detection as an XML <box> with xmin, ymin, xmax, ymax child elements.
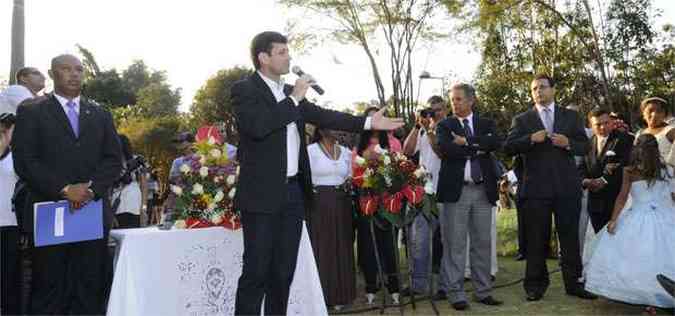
<box><xmin>214</xmin><ymin>190</ymin><xmax>225</xmax><ymax>203</ymax></box>
<box><xmin>179</xmin><ymin>163</ymin><xmax>191</xmax><ymax>174</ymax></box>
<box><xmin>226</xmin><ymin>175</ymin><xmax>236</xmax><ymax>186</ymax></box>
<box><xmin>171</xmin><ymin>185</ymin><xmax>183</xmax><ymax>196</ymax></box>
<box><xmin>228</xmin><ymin>187</ymin><xmax>237</xmax><ymax>199</ymax></box>
<box><xmin>173</xmin><ymin>220</ymin><xmax>187</xmax><ymax>229</ymax></box>
<box><xmin>210</xmin><ymin>148</ymin><xmax>222</xmax><ymax>158</ymax></box>
<box><xmin>192</xmin><ymin>183</ymin><xmax>204</xmax><ymax>195</ymax></box>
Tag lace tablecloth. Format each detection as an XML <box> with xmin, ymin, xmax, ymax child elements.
<box><xmin>106</xmin><ymin>224</ymin><xmax>327</xmax><ymax>316</ymax></box>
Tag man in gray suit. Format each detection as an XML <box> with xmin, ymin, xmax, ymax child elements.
<box><xmin>436</xmin><ymin>83</ymin><xmax>502</xmax><ymax>311</ymax></box>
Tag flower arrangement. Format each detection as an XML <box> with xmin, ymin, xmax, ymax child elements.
<box><xmin>352</xmin><ymin>145</ymin><xmax>436</xmax><ymax>226</ymax></box>
<box><xmin>171</xmin><ymin>126</ymin><xmax>241</xmax><ymax>230</ymax></box>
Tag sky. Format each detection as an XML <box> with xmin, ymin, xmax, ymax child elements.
<box><xmin>1</xmin><ymin>0</ymin><xmax>673</xmax><ymax>112</ymax></box>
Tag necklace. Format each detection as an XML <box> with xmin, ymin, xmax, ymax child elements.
<box><xmin>319</xmin><ymin>140</ymin><xmax>339</xmax><ymax>161</ymax></box>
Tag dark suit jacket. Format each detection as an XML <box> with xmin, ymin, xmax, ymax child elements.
<box><xmin>436</xmin><ymin>113</ymin><xmax>500</xmax><ymax>205</ymax></box>
<box><xmin>232</xmin><ymin>73</ymin><xmax>366</xmax><ymax>214</ymax></box>
<box><xmin>11</xmin><ymin>94</ymin><xmax>122</xmax><ymax>233</ymax></box>
<box><xmin>504</xmin><ymin>106</ymin><xmax>589</xmax><ymax>199</ymax></box>
<box><xmin>582</xmin><ymin>130</ymin><xmax>634</xmax><ymax>212</ymax></box>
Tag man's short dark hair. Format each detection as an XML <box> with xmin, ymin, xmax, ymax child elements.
<box><xmin>533</xmin><ymin>74</ymin><xmax>555</xmax><ymax>88</ymax></box>
<box><xmin>587</xmin><ymin>107</ymin><xmax>610</xmax><ymax>121</ymax></box>
<box><xmin>250</xmin><ymin>31</ymin><xmax>288</xmax><ymax>70</ymax></box>
<box><xmin>427</xmin><ymin>95</ymin><xmax>445</xmax><ymax>106</ymax></box>
<box><xmin>15</xmin><ymin>67</ymin><xmax>36</xmax><ymax>84</ymax></box>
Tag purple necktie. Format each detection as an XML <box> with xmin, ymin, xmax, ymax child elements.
<box><xmin>66</xmin><ymin>100</ymin><xmax>79</xmax><ymax>137</ymax></box>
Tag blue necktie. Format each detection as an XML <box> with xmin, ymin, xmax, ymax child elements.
<box><xmin>66</xmin><ymin>101</ymin><xmax>79</xmax><ymax>137</ymax></box>
<box><xmin>463</xmin><ymin>118</ymin><xmax>482</xmax><ymax>183</ymax></box>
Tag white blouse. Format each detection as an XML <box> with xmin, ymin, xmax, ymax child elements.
<box><xmin>308</xmin><ymin>143</ymin><xmax>352</xmax><ymax>186</ymax></box>
<box><xmin>0</xmin><ymin>152</ymin><xmax>18</xmax><ymax>226</ymax></box>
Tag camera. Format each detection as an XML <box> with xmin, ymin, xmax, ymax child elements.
<box><xmin>420</xmin><ymin>108</ymin><xmax>435</xmax><ymax>118</ymax></box>
<box><xmin>117</xmin><ymin>155</ymin><xmax>148</xmax><ymax>187</ymax></box>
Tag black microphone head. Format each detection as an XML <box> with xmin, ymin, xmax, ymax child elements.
<box><xmin>291</xmin><ymin>66</ymin><xmax>304</xmax><ymax>76</ymax></box>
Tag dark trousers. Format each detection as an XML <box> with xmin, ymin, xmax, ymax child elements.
<box><xmin>1</xmin><ymin>226</ymin><xmax>22</xmax><ymax>315</ymax></box>
<box><xmin>516</xmin><ymin>196</ymin><xmax>552</xmax><ymax>256</ymax></box>
<box><xmin>587</xmin><ymin>198</ymin><xmax>613</xmax><ymax>233</ymax></box>
<box><xmin>115</xmin><ymin>213</ymin><xmax>140</xmax><ymax>229</ymax></box>
<box><xmin>356</xmin><ymin>217</ymin><xmax>400</xmax><ymax>294</ymax></box>
<box><xmin>516</xmin><ymin>196</ymin><xmax>527</xmax><ymax>255</ymax></box>
<box><xmin>235</xmin><ymin>180</ymin><xmax>304</xmax><ymax>316</ymax></box>
<box><xmin>30</xmin><ymin>238</ymin><xmax>108</xmax><ymax>315</ymax></box>
<box><xmin>522</xmin><ymin>197</ymin><xmax>583</xmax><ymax>296</ymax></box>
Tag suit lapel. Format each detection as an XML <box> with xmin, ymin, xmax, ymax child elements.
<box><xmin>46</xmin><ymin>94</ymin><xmax>78</xmax><ymax>140</ymax></box>
<box><xmin>590</xmin><ymin>135</ymin><xmax>599</xmax><ymax>165</ymax></box>
<box><xmin>252</xmin><ymin>72</ymin><xmax>278</xmax><ymax>107</ymax></box>
<box><xmin>471</xmin><ymin>112</ymin><xmax>480</xmax><ymax>136</ymax></box>
<box><xmin>552</xmin><ymin>106</ymin><xmax>563</xmax><ymax>134</ymax></box>
<box><xmin>527</xmin><ymin>109</ymin><xmax>546</xmax><ymax>131</ymax></box>
<box><xmin>78</xmin><ymin>99</ymin><xmax>96</xmax><ymax>140</ymax></box>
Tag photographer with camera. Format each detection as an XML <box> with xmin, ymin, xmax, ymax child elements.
<box><xmin>401</xmin><ymin>95</ymin><xmax>449</xmax><ymax>299</ymax></box>
<box><xmin>112</xmin><ymin>134</ymin><xmax>148</xmax><ymax>228</ymax></box>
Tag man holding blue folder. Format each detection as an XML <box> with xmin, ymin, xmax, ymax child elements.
<box><xmin>12</xmin><ymin>54</ymin><xmax>122</xmax><ymax>315</ymax></box>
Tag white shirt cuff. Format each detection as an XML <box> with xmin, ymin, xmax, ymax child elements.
<box><xmin>364</xmin><ymin>117</ymin><xmax>372</xmax><ymax>130</ymax></box>
<box><xmin>289</xmin><ymin>96</ymin><xmax>300</xmax><ymax>106</ymax></box>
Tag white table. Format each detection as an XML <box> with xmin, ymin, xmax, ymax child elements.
<box><xmin>107</xmin><ymin>224</ymin><xmax>327</xmax><ymax>316</ymax></box>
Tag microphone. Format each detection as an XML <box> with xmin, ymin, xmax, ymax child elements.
<box><xmin>291</xmin><ymin>66</ymin><xmax>325</xmax><ymax>95</ymax></box>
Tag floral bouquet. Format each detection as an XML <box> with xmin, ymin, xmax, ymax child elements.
<box><xmin>352</xmin><ymin>145</ymin><xmax>436</xmax><ymax>226</ymax></box>
<box><xmin>171</xmin><ymin>126</ymin><xmax>241</xmax><ymax>230</ymax></box>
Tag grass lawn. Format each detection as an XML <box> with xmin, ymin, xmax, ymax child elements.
<box><xmin>339</xmin><ymin>255</ymin><xmax>672</xmax><ymax>315</ymax></box>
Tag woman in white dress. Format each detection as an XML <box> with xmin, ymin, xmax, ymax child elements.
<box><xmin>636</xmin><ymin>97</ymin><xmax>675</xmax><ymax>165</ymax></box>
<box><xmin>307</xmin><ymin>128</ymin><xmax>355</xmax><ymax>310</ymax></box>
<box><xmin>585</xmin><ymin>134</ymin><xmax>675</xmax><ymax>310</ymax></box>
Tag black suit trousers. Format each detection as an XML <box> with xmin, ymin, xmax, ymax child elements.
<box><xmin>587</xmin><ymin>197</ymin><xmax>613</xmax><ymax>233</ymax></box>
<box><xmin>29</xmin><ymin>238</ymin><xmax>108</xmax><ymax>315</ymax></box>
<box><xmin>522</xmin><ymin>196</ymin><xmax>582</xmax><ymax>295</ymax></box>
<box><xmin>234</xmin><ymin>180</ymin><xmax>304</xmax><ymax>316</ymax></box>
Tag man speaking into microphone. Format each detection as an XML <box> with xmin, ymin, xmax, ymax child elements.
<box><xmin>232</xmin><ymin>31</ymin><xmax>404</xmax><ymax>315</ymax></box>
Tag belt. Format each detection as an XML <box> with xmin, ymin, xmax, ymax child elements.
<box><xmin>463</xmin><ymin>180</ymin><xmax>484</xmax><ymax>186</ymax></box>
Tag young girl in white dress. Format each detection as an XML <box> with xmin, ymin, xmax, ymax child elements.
<box><xmin>585</xmin><ymin>133</ymin><xmax>675</xmax><ymax>310</ymax></box>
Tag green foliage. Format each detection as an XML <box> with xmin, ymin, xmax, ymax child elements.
<box><xmin>190</xmin><ymin>66</ymin><xmax>252</xmax><ymax>144</ymax></box>
<box><xmin>116</xmin><ymin>115</ymin><xmax>187</xmax><ymax>185</ymax></box>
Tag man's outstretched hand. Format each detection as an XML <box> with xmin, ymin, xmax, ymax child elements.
<box><xmin>371</xmin><ymin>107</ymin><xmax>405</xmax><ymax>131</ymax></box>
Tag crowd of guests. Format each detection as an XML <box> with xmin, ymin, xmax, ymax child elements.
<box><xmin>300</xmin><ymin>75</ymin><xmax>675</xmax><ymax>313</ymax></box>
<box><xmin>0</xmin><ymin>50</ymin><xmax>673</xmax><ymax>316</ymax></box>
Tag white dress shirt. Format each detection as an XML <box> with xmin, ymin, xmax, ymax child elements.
<box><xmin>0</xmin><ymin>84</ymin><xmax>34</xmax><ymax>114</ymax></box>
<box><xmin>596</xmin><ymin>135</ymin><xmax>608</xmax><ymax>155</ymax></box>
<box><xmin>0</xmin><ymin>152</ymin><xmax>18</xmax><ymax>226</ymax></box>
<box><xmin>257</xmin><ymin>71</ymin><xmax>371</xmax><ymax>177</ymax></box>
<box><xmin>54</xmin><ymin>93</ymin><xmax>81</xmax><ymax>115</ymax></box>
<box><xmin>457</xmin><ymin>112</ymin><xmax>476</xmax><ymax>182</ymax></box>
<box><xmin>414</xmin><ymin>129</ymin><xmax>441</xmax><ymax>193</ymax></box>
<box><xmin>307</xmin><ymin>143</ymin><xmax>351</xmax><ymax>186</ymax></box>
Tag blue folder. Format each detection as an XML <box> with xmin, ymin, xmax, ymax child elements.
<box><xmin>33</xmin><ymin>200</ymin><xmax>104</xmax><ymax>247</ymax></box>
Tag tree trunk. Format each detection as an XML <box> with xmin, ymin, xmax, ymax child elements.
<box><xmin>9</xmin><ymin>0</ymin><xmax>25</xmax><ymax>85</ymax></box>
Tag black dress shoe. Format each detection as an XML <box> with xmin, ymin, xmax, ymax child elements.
<box><xmin>400</xmin><ymin>287</ymin><xmax>424</xmax><ymax>297</ymax></box>
<box><xmin>514</xmin><ymin>253</ymin><xmax>526</xmax><ymax>261</ymax></box>
<box><xmin>566</xmin><ymin>289</ymin><xmax>598</xmax><ymax>300</ymax></box>
<box><xmin>477</xmin><ymin>296</ymin><xmax>503</xmax><ymax>306</ymax></box>
<box><xmin>526</xmin><ymin>292</ymin><xmax>542</xmax><ymax>301</ymax></box>
<box><xmin>657</xmin><ymin>274</ymin><xmax>675</xmax><ymax>296</ymax></box>
<box><xmin>451</xmin><ymin>301</ymin><xmax>469</xmax><ymax>310</ymax></box>
<box><xmin>432</xmin><ymin>290</ymin><xmax>447</xmax><ymax>301</ymax></box>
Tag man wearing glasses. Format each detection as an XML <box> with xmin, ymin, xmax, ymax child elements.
<box><xmin>401</xmin><ymin>95</ymin><xmax>449</xmax><ymax>300</ymax></box>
